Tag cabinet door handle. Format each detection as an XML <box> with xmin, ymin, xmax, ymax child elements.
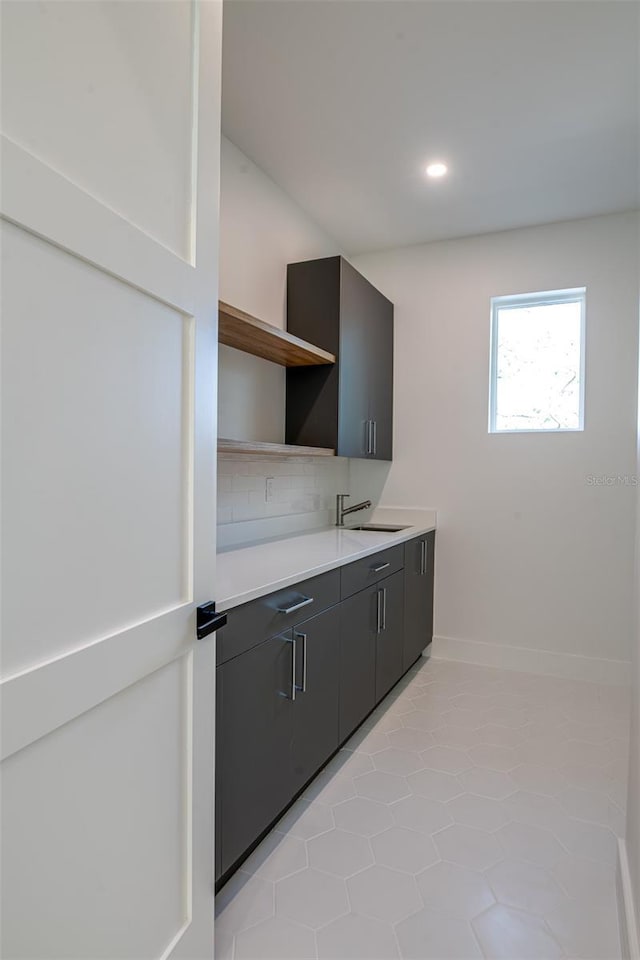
<box><xmin>365</xmin><ymin>419</ymin><xmax>373</xmax><ymax>455</ymax></box>
<box><xmin>371</xmin><ymin>561</ymin><xmax>390</xmax><ymax>574</ymax></box>
<box><xmin>372</xmin><ymin>420</ymin><xmax>377</xmax><ymax>456</ymax></box>
<box><xmin>276</xmin><ymin>596</ymin><xmax>313</xmax><ymax>615</ymax></box>
<box><xmin>376</xmin><ymin>589</ymin><xmax>383</xmax><ymax>634</ymax></box>
<box><xmin>381</xmin><ymin>586</ymin><xmax>387</xmax><ymax>631</ymax></box>
<box><xmin>287</xmin><ymin>635</ymin><xmax>297</xmax><ymax>701</ymax></box>
<box><xmin>420</xmin><ymin>540</ymin><xmax>426</xmax><ymax>575</ymax></box>
<box><xmin>294</xmin><ymin>631</ymin><xmax>307</xmax><ymax>693</ymax></box>
<box><xmin>195</xmin><ymin>602</ymin><xmax>227</xmax><ymax>640</ymax></box>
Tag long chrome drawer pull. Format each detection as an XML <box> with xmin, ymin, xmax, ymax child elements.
<box><xmin>371</xmin><ymin>562</ymin><xmax>390</xmax><ymax>574</ymax></box>
<box><xmin>295</xmin><ymin>631</ymin><xmax>308</xmax><ymax>693</ymax></box>
<box><xmin>287</xmin><ymin>635</ymin><xmax>297</xmax><ymax>701</ymax></box>
<box><xmin>277</xmin><ymin>596</ymin><xmax>314</xmax><ymax>615</ymax></box>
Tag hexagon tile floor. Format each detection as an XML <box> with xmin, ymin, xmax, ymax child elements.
<box><xmin>215</xmin><ymin>657</ymin><xmax>630</xmax><ymax>960</ymax></box>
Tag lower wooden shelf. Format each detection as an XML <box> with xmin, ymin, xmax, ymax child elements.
<box><xmin>217</xmin><ymin>438</ymin><xmax>335</xmax><ymax>458</ymax></box>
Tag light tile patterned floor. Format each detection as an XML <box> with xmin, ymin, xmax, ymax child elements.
<box><xmin>215</xmin><ymin>657</ymin><xmax>630</xmax><ymax>960</ymax></box>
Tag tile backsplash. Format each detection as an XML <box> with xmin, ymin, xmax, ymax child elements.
<box><xmin>217</xmin><ymin>456</ymin><xmax>349</xmax><ymax>528</ymax></box>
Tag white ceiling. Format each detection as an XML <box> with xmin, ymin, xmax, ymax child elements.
<box><xmin>221</xmin><ymin>0</ymin><xmax>639</xmax><ymax>254</ymax></box>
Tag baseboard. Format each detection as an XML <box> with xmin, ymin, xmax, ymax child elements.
<box><xmin>618</xmin><ymin>839</ymin><xmax>640</xmax><ymax>960</ymax></box>
<box><xmin>432</xmin><ymin>635</ymin><xmax>630</xmax><ymax>685</ymax></box>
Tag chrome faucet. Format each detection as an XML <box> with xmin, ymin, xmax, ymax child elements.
<box><xmin>336</xmin><ymin>493</ymin><xmax>372</xmax><ymax>527</ymax></box>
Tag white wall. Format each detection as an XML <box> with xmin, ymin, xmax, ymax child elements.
<box><xmin>217</xmin><ymin>137</ymin><xmax>348</xmax><ymax>539</ymax></box>
<box><xmin>353</xmin><ymin>212</ymin><xmax>639</xmax><ymax>678</ymax></box>
<box><xmin>218</xmin><ymin>136</ymin><xmax>341</xmax><ymax>443</ymax></box>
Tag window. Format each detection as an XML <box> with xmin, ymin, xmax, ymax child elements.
<box><xmin>489</xmin><ymin>288</ymin><xmax>585</xmax><ymax>433</ymax></box>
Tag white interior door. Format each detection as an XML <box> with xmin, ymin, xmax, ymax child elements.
<box><xmin>0</xmin><ymin>2</ymin><xmax>222</xmax><ymax>957</ymax></box>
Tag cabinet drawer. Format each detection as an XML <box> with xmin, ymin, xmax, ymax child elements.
<box><xmin>340</xmin><ymin>544</ymin><xmax>404</xmax><ymax>600</ymax></box>
<box><xmin>217</xmin><ymin>568</ymin><xmax>340</xmax><ymax>665</ymax></box>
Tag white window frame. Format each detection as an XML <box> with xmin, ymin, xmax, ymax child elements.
<box><xmin>488</xmin><ymin>287</ymin><xmax>586</xmax><ymax>434</ymax></box>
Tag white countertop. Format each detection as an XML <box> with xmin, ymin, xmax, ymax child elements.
<box><xmin>216</xmin><ymin>507</ymin><xmax>437</xmax><ymax>611</ymax></box>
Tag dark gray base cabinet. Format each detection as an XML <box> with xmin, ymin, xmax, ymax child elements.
<box><xmin>339</xmin><ymin>569</ymin><xmax>405</xmax><ymax>742</ymax></box>
<box><xmin>290</xmin><ymin>606</ymin><xmax>341</xmax><ymax>789</ymax></box>
<box><xmin>216</xmin><ymin>632</ymin><xmax>295</xmax><ymax>877</ymax></box>
<box><xmin>216</xmin><ymin>534</ymin><xmax>434</xmax><ymax>886</ymax></box>
<box><xmin>338</xmin><ymin>587</ymin><xmax>376</xmax><ymax>742</ymax></box>
<box><xmin>375</xmin><ymin>570</ymin><xmax>405</xmax><ymax>702</ymax></box>
<box><xmin>216</xmin><ymin>603</ymin><xmax>340</xmax><ymax>879</ymax></box>
<box><xmin>403</xmin><ymin>531</ymin><xmax>435</xmax><ymax>671</ymax></box>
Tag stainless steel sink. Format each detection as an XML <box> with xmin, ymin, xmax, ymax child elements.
<box><xmin>348</xmin><ymin>523</ymin><xmax>410</xmax><ymax>532</ymax></box>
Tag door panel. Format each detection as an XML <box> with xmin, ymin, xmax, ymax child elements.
<box><xmin>2</xmin><ymin>223</ymin><xmax>190</xmax><ymax>675</ymax></box>
<box><xmin>339</xmin><ymin>587</ymin><xmax>377</xmax><ymax>742</ymax></box>
<box><xmin>0</xmin><ymin>3</ymin><xmax>222</xmax><ymax>957</ymax></box>
<box><xmin>2</xmin><ymin>0</ymin><xmax>195</xmax><ymax>259</ymax></box>
<box><xmin>217</xmin><ymin>634</ymin><xmax>296</xmax><ymax>876</ymax></box>
<box><xmin>1</xmin><ymin>659</ymin><xmax>189</xmax><ymax>959</ymax></box>
<box><xmin>291</xmin><ymin>605</ymin><xmax>341</xmax><ymax>789</ymax></box>
<box><xmin>403</xmin><ymin>534</ymin><xmax>435</xmax><ymax>671</ymax></box>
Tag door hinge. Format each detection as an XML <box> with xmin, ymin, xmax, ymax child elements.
<box><xmin>196</xmin><ymin>602</ymin><xmax>227</xmax><ymax>640</ymax></box>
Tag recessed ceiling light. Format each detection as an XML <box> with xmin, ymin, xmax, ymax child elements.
<box><xmin>426</xmin><ymin>162</ymin><xmax>448</xmax><ymax>178</ymax></box>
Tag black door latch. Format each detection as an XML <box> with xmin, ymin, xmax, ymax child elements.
<box><xmin>196</xmin><ymin>602</ymin><xmax>227</xmax><ymax>639</ymax></box>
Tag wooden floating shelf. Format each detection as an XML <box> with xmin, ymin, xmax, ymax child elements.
<box><xmin>218</xmin><ymin>438</ymin><xmax>335</xmax><ymax>458</ymax></box>
<box><xmin>218</xmin><ymin>301</ymin><xmax>335</xmax><ymax>367</ymax></box>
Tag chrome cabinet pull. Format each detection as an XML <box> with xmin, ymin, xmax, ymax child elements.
<box><xmin>372</xmin><ymin>420</ymin><xmax>377</xmax><ymax>456</ymax></box>
<box><xmin>420</xmin><ymin>540</ymin><xmax>426</xmax><ymax>575</ymax></box>
<box><xmin>288</xmin><ymin>635</ymin><xmax>297</xmax><ymax>701</ymax></box>
<box><xmin>295</xmin><ymin>631</ymin><xmax>308</xmax><ymax>693</ymax></box>
<box><xmin>371</xmin><ymin>561</ymin><xmax>390</xmax><ymax>574</ymax></box>
<box><xmin>277</xmin><ymin>596</ymin><xmax>313</xmax><ymax>615</ymax></box>
<box><xmin>376</xmin><ymin>587</ymin><xmax>387</xmax><ymax>633</ymax></box>
<box><xmin>365</xmin><ymin>419</ymin><xmax>373</xmax><ymax>455</ymax></box>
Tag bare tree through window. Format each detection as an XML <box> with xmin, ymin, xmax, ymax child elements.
<box><xmin>489</xmin><ymin>289</ymin><xmax>585</xmax><ymax>432</ymax></box>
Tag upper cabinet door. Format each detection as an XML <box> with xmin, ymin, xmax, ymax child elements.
<box><xmin>338</xmin><ymin>259</ymin><xmax>377</xmax><ymax>458</ymax></box>
<box><xmin>286</xmin><ymin>257</ymin><xmax>394</xmax><ymax>460</ymax></box>
<box><xmin>360</xmin><ymin>273</ymin><xmax>394</xmax><ymax>462</ymax></box>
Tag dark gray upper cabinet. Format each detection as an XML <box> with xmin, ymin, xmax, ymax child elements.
<box><xmin>286</xmin><ymin>256</ymin><xmax>394</xmax><ymax>460</ymax></box>
<box><xmin>403</xmin><ymin>532</ymin><xmax>435</xmax><ymax>672</ymax></box>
